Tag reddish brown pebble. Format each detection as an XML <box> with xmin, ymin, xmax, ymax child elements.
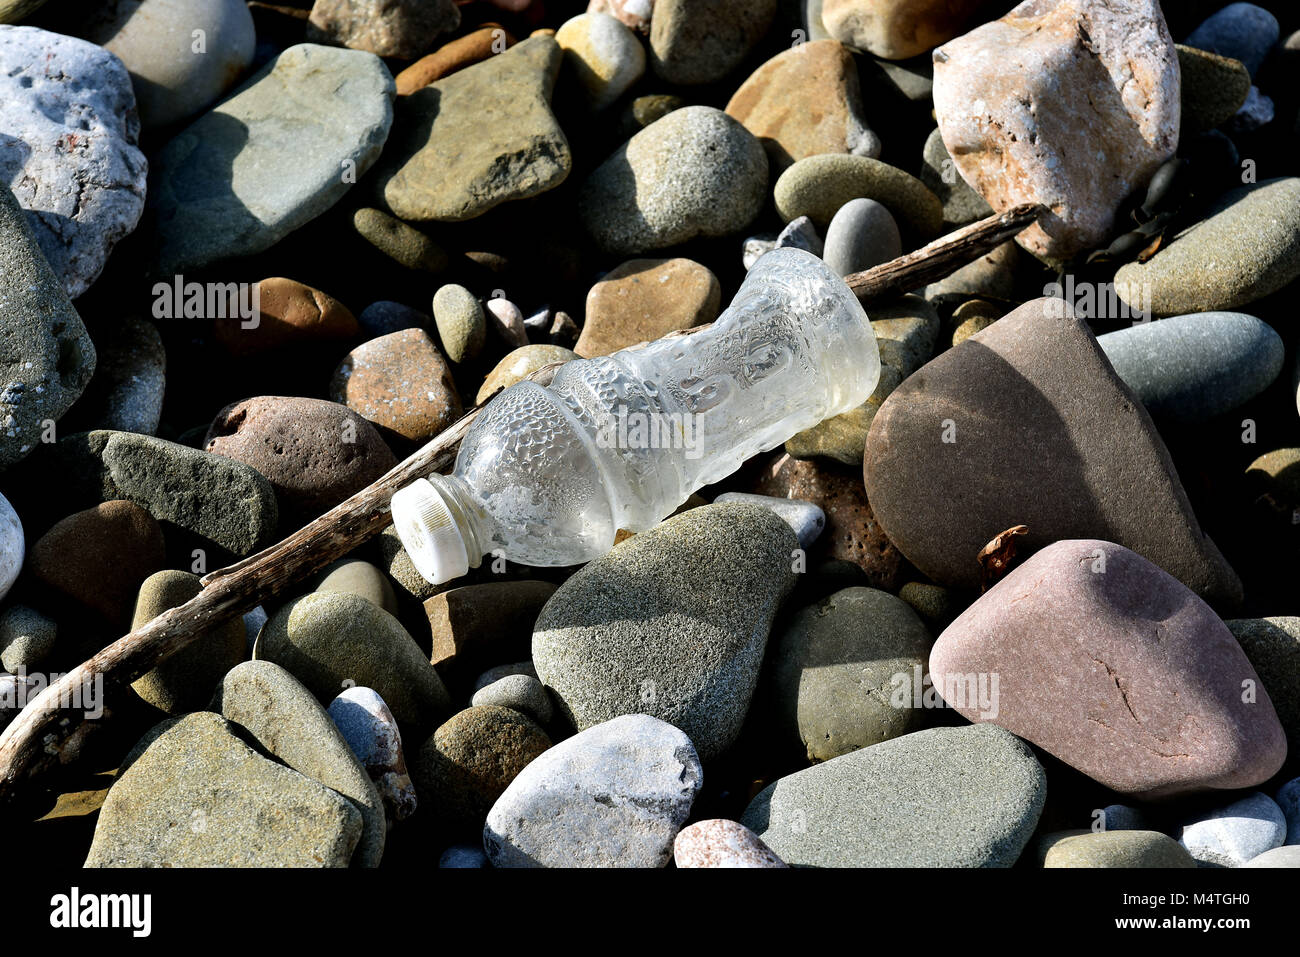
<box><xmin>214</xmin><ymin>277</ymin><xmax>357</xmax><ymax>356</ymax></box>
<box><xmin>673</xmin><ymin>819</ymin><xmax>787</xmax><ymax>868</ymax></box>
<box><xmin>931</xmin><ymin>539</ymin><xmax>1287</xmax><ymax>800</ymax></box>
<box><xmin>28</xmin><ymin>501</ymin><xmax>165</xmax><ymax>626</ymax></box>
<box><xmin>753</xmin><ymin>452</ymin><xmax>906</xmax><ymax>591</ymax></box>
<box><xmin>330</xmin><ymin>328</ymin><xmax>462</xmax><ymax>443</ymax></box>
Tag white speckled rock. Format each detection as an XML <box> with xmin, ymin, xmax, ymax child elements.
<box><xmin>147</xmin><ymin>44</ymin><xmax>394</xmax><ymax>275</ymax></box>
<box><xmin>556</xmin><ymin>12</ymin><xmax>645</xmax><ymax>111</ymax></box>
<box><xmin>674</xmin><ymin>819</ymin><xmax>787</xmax><ymax>868</ymax></box>
<box><xmin>483</xmin><ymin>714</ymin><xmax>702</xmax><ymax>867</ymax></box>
<box><xmin>328</xmin><ymin>685</ymin><xmax>418</xmax><ymax>822</ymax></box>
<box><xmin>1179</xmin><ymin>792</ymin><xmax>1287</xmax><ymax>867</ymax></box>
<box><xmin>82</xmin><ymin>0</ymin><xmax>256</xmax><ymax>129</ymax></box>
<box><xmin>0</xmin><ymin>25</ymin><xmax>147</xmax><ymax>299</ymax></box>
<box><xmin>932</xmin><ymin>0</ymin><xmax>1179</xmax><ymax>262</ymax></box>
<box><xmin>0</xmin><ymin>492</ymin><xmax>21</xmax><ymax>603</ymax></box>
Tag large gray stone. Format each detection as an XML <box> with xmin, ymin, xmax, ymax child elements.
<box><xmin>484</xmin><ymin>714</ymin><xmax>702</xmax><ymax>867</ymax></box>
<box><xmin>741</xmin><ymin>724</ymin><xmax>1046</xmax><ymax>867</ymax></box>
<box><xmin>147</xmin><ymin>43</ymin><xmax>394</xmax><ymax>275</ymax></box>
<box><xmin>214</xmin><ymin>660</ymin><xmax>386</xmax><ymax>868</ymax></box>
<box><xmin>0</xmin><ymin>184</ymin><xmax>96</xmax><ymax>470</ymax></box>
<box><xmin>532</xmin><ymin>504</ymin><xmax>798</xmax><ymax>761</ymax></box>
<box><xmin>86</xmin><ymin>712</ymin><xmax>362</xmax><ymax>867</ymax></box>
<box><xmin>0</xmin><ymin>25</ymin><xmax>147</xmax><ymax>298</ymax></box>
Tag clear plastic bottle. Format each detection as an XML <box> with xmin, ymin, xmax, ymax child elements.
<box><xmin>391</xmin><ymin>247</ymin><xmax>880</xmax><ymax>584</ymax></box>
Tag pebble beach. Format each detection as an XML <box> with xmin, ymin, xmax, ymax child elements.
<box><xmin>2</xmin><ymin>0</ymin><xmax>1300</xmax><ymax>885</ymax></box>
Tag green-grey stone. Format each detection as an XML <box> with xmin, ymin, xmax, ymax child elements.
<box><xmin>213</xmin><ymin>660</ymin><xmax>386</xmax><ymax>867</ymax></box>
<box><xmin>741</xmin><ymin>724</ymin><xmax>1046</xmax><ymax>867</ymax></box>
<box><xmin>1037</xmin><ymin>829</ymin><xmax>1197</xmax><ymax>868</ymax></box>
<box><xmin>1177</xmin><ymin>45</ymin><xmax>1251</xmax><ymax>136</ymax></box>
<box><xmin>86</xmin><ymin>712</ymin><xmax>362</xmax><ymax>867</ymax></box>
<box><xmin>432</xmin><ymin>283</ymin><xmax>486</xmax><ymax>364</ymax></box>
<box><xmin>130</xmin><ymin>570</ymin><xmax>246</xmax><ymax>714</ymax></box>
<box><xmin>148</xmin><ymin>44</ymin><xmax>395</xmax><ymax>275</ymax></box>
<box><xmin>315</xmin><ymin>558</ymin><xmax>398</xmax><ymax>616</ymax></box>
<box><xmin>35</xmin><ymin>430</ymin><xmax>278</xmax><ymax>556</ymax></box>
<box><xmin>0</xmin><ymin>183</ymin><xmax>96</xmax><ymax>470</ymax></box>
<box><xmin>1115</xmin><ymin>178</ymin><xmax>1300</xmax><ymax>317</ymax></box>
<box><xmin>0</xmin><ymin>604</ymin><xmax>56</xmax><ymax>671</ymax></box>
<box><xmin>1226</xmin><ymin>617</ymin><xmax>1300</xmax><ymax>756</ymax></box>
<box><xmin>353</xmin><ymin>207</ymin><xmax>447</xmax><ymax>272</ymax></box>
<box><xmin>771</xmin><ymin>587</ymin><xmax>932</xmax><ymax>761</ymax></box>
<box><xmin>774</xmin><ymin>153</ymin><xmax>943</xmax><ymax>237</ymax></box>
<box><xmin>257</xmin><ymin>591</ymin><xmax>451</xmax><ymax>733</ymax></box>
<box><xmin>377</xmin><ymin>36</ymin><xmax>571</xmax><ymax>222</ymax></box>
<box><xmin>920</xmin><ymin>127</ymin><xmax>991</xmax><ymax>227</ymax></box>
<box><xmin>533</xmin><ymin>503</ymin><xmax>798</xmax><ymax>761</ymax></box>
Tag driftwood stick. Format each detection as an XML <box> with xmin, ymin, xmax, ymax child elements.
<box><xmin>0</xmin><ymin>203</ymin><xmax>1048</xmax><ymax>804</ymax></box>
<box><xmin>844</xmin><ymin>202</ymin><xmax>1046</xmax><ymax>301</ymax></box>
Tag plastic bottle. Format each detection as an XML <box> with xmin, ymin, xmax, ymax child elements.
<box><xmin>391</xmin><ymin>247</ymin><xmax>880</xmax><ymax>584</ymax></box>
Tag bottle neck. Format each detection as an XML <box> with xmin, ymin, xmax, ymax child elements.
<box><xmin>424</xmin><ymin>473</ymin><xmax>490</xmax><ymax>569</ymax></box>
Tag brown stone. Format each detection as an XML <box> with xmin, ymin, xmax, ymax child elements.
<box><xmin>28</xmin><ymin>501</ymin><xmax>165</xmax><ymax>626</ymax></box>
<box><xmin>725</xmin><ymin>39</ymin><xmax>879</xmax><ymax>173</ymax></box>
<box><xmin>393</xmin><ymin>24</ymin><xmax>516</xmax><ymax>95</ymax></box>
<box><xmin>752</xmin><ymin>453</ymin><xmax>906</xmax><ymax>591</ymax></box>
<box><xmin>932</xmin><ymin>0</ymin><xmax>1180</xmax><ymax>261</ymax></box>
<box><xmin>475</xmin><ymin>345</ymin><xmax>577</xmax><ymax>404</ymax></box>
<box><xmin>863</xmin><ymin>297</ymin><xmax>1242</xmax><ymax>606</ymax></box>
<box><xmin>204</xmin><ymin>396</ymin><xmax>396</xmax><ymax>524</ymax></box>
<box><xmin>214</xmin><ymin>277</ymin><xmax>357</xmax><ymax>357</ymax></box>
<box><xmin>823</xmin><ymin>0</ymin><xmax>987</xmax><ymax>60</ymax></box>
<box><xmin>425</xmin><ymin>580</ymin><xmax>558</xmax><ymax>696</ymax></box>
<box><xmin>307</xmin><ymin>0</ymin><xmax>460</xmax><ymax>59</ymax></box>
<box><xmin>931</xmin><ymin>540</ymin><xmax>1286</xmax><ymax>799</ymax></box>
<box><xmin>413</xmin><ymin>705</ymin><xmax>551</xmax><ymax>836</ymax></box>
<box><xmin>329</xmin><ymin>328</ymin><xmax>462</xmax><ymax>443</ymax></box>
<box><xmin>576</xmin><ymin>258</ymin><xmax>720</xmax><ymax>358</ymax></box>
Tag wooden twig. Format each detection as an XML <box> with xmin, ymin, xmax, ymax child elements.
<box><xmin>844</xmin><ymin>202</ymin><xmax>1045</xmax><ymax>301</ymax></box>
<box><xmin>0</xmin><ymin>204</ymin><xmax>1048</xmax><ymax>804</ymax></box>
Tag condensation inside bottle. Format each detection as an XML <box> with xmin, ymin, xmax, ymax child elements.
<box><xmin>441</xmin><ymin>248</ymin><xmax>878</xmax><ymax>569</ymax></box>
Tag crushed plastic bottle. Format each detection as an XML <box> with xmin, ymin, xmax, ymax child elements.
<box><xmin>391</xmin><ymin>247</ymin><xmax>880</xmax><ymax>584</ymax></box>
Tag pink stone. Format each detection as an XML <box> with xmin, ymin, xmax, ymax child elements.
<box><xmin>589</xmin><ymin>0</ymin><xmax>655</xmax><ymax>34</ymax></box>
<box><xmin>673</xmin><ymin>819</ymin><xmax>787</xmax><ymax>868</ymax></box>
<box><xmin>930</xmin><ymin>539</ymin><xmax>1287</xmax><ymax>800</ymax></box>
<box><xmin>932</xmin><ymin>0</ymin><xmax>1180</xmax><ymax>261</ymax></box>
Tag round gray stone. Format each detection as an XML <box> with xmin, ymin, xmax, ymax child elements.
<box><xmin>1179</xmin><ymin>792</ymin><xmax>1287</xmax><ymax>867</ymax></box>
<box><xmin>0</xmin><ymin>605</ymin><xmax>56</xmax><ymax>672</ymax></box>
<box><xmin>471</xmin><ymin>673</ymin><xmax>554</xmax><ymax>725</ymax></box>
<box><xmin>822</xmin><ymin>198</ymin><xmax>902</xmax><ymax>277</ymax></box>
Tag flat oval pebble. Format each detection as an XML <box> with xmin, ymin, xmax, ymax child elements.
<box><xmin>577</xmin><ymin>257</ymin><xmax>720</xmax><ymax>358</ymax></box>
<box><xmin>471</xmin><ymin>673</ymin><xmax>554</xmax><ymax>725</ymax></box>
<box><xmin>484</xmin><ymin>714</ymin><xmax>702</xmax><ymax>868</ymax></box>
<box><xmin>432</xmin><ymin>283</ymin><xmax>486</xmax><ymax>363</ymax></box>
<box><xmin>1184</xmin><ymin>2</ymin><xmax>1278</xmax><ymax>77</ymax></box>
<box><xmin>1037</xmin><ymin>830</ymin><xmax>1196</xmax><ymax>868</ymax></box>
<box><xmin>130</xmin><ymin>570</ymin><xmax>245</xmax><ymax>714</ymax></box>
<box><xmin>580</xmin><ymin>105</ymin><xmax>768</xmax><ymax>256</ymax></box>
<box><xmin>673</xmin><ymin>819</ymin><xmax>786</xmax><ymax>868</ymax></box>
<box><xmin>257</xmin><ymin>591</ymin><xmax>451</xmax><ymax>733</ymax></box>
<box><xmin>1115</xmin><ymin>178</ymin><xmax>1300</xmax><ymax>317</ymax></box>
<box><xmin>821</xmin><ymin>197</ymin><xmax>901</xmax><ymax>276</ymax></box>
<box><xmin>931</xmin><ymin>539</ymin><xmax>1287</xmax><ymax>799</ymax></box>
<box><xmin>353</xmin><ymin>207</ymin><xmax>447</xmax><ymax>273</ymax></box>
<box><xmin>533</xmin><ymin>503</ymin><xmax>797</xmax><ymax>761</ymax></box>
<box><xmin>330</xmin><ymin>328</ymin><xmax>462</xmax><ymax>444</ymax></box>
<box><xmin>1097</xmin><ymin>312</ymin><xmax>1283</xmax><ymax>422</ymax></box>
<box><xmin>329</xmin><ymin>686</ymin><xmax>417</xmax><ymax>822</ymax></box>
<box><xmin>1179</xmin><ymin>792</ymin><xmax>1287</xmax><ymax>867</ymax></box>
<box><xmin>215</xmin><ymin>277</ymin><xmax>358</xmax><ymax>357</ymax></box>
<box><xmin>774</xmin><ymin>153</ymin><xmax>942</xmax><ymax>238</ymax></box>
<box><xmin>85</xmin><ymin>0</ymin><xmax>256</xmax><ymax>129</ymax></box>
<box><xmin>725</xmin><ymin>38</ymin><xmax>880</xmax><ymax>172</ymax></box>
<box><xmin>485</xmin><ymin>297</ymin><xmax>529</xmax><ymax>349</ymax></box>
<box><xmin>147</xmin><ymin>43</ymin><xmax>394</xmax><ymax>275</ymax></box>
<box><xmin>771</xmin><ymin>586</ymin><xmax>932</xmax><ymax>761</ymax></box>
<box><xmin>741</xmin><ymin>724</ymin><xmax>1046</xmax><ymax>867</ymax></box>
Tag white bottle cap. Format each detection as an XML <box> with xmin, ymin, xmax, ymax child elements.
<box><xmin>390</xmin><ymin>478</ymin><xmax>470</xmax><ymax>585</ymax></box>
